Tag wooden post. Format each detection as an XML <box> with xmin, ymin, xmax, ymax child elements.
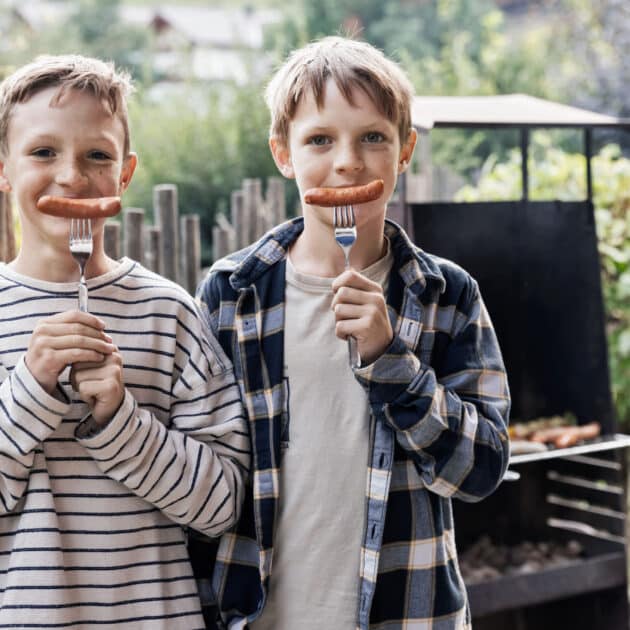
<box><xmin>266</xmin><ymin>176</ymin><xmax>286</xmax><ymax>226</ymax></box>
<box><xmin>242</xmin><ymin>178</ymin><xmax>261</xmax><ymax>245</ymax></box>
<box><xmin>216</xmin><ymin>214</ymin><xmax>236</xmax><ymax>253</ymax></box>
<box><xmin>123</xmin><ymin>207</ymin><xmax>145</xmax><ymax>265</ymax></box>
<box><xmin>0</xmin><ymin>191</ymin><xmax>15</xmax><ymax>262</ymax></box>
<box><xmin>104</xmin><ymin>222</ymin><xmax>121</xmax><ymax>261</ymax></box>
<box><xmin>181</xmin><ymin>215</ymin><xmax>201</xmax><ymax>294</ymax></box>
<box><xmin>153</xmin><ymin>184</ymin><xmax>179</xmax><ymax>283</ymax></box>
<box><xmin>253</xmin><ymin>178</ymin><xmax>267</xmax><ymax>239</ymax></box>
<box><xmin>6</xmin><ymin>196</ymin><xmax>16</xmax><ymax>262</ymax></box>
<box><xmin>144</xmin><ymin>226</ymin><xmax>162</xmax><ymax>274</ymax></box>
<box><xmin>212</xmin><ymin>226</ymin><xmax>231</xmax><ymax>263</ymax></box>
<box><xmin>230</xmin><ymin>190</ymin><xmax>247</xmax><ymax>251</ymax></box>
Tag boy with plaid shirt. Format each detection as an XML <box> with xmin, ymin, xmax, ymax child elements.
<box><xmin>196</xmin><ymin>36</ymin><xmax>510</xmax><ymax>630</ymax></box>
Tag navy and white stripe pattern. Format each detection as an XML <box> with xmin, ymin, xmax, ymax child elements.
<box><xmin>0</xmin><ymin>258</ymin><xmax>249</xmax><ymax>629</ymax></box>
<box><xmin>195</xmin><ymin>218</ymin><xmax>510</xmax><ymax>630</ymax></box>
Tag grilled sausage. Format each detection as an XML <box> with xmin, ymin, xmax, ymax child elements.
<box><xmin>529</xmin><ymin>426</ymin><xmax>572</xmax><ymax>444</ymax></box>
<box><xmin>553</xmin><ymin>422</ymin><xmax>601</xmax><ymax>449</ymax></box>
<box><xmin>303</xmin><ymin>179</ymin><xmax>384</xmax><ymax>207</ymax></box>
<box><xmin>530</xmin><ymin>422</ymin><xmax>601</xmax><ymax>448</ymax></box>
<box><xmin>37</xmin><ymin>196</ymin><xmax>122</xmax><ymax>218</ymax></box>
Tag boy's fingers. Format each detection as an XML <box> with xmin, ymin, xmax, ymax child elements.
<box><xmin>46</xmin><ymin>310</ymin><xmax>107</xmax><ymax>329</ymax></box>
<box><xmin>335</xmin><ymin>318</ymin><xmax>363</xmax><ymax>340</ymax></box>
<box><xmin>332</xmin><ymin>270</ymin><xmax>379</xmax><ymax>292</ymax></box>
<box><xmin>37</xmin><ymin>322</ymin><xmax>112</xmax><ymax>341</ymax></box>
<box><xmin>71</xmin><ymin>361</ymin><xmax>109</xmax><ymax>376</ymax></box>
<box><xmin>70</xmin><ymin>352</ymin><xmax>123</xmax><ymax>390</ymax></box>
<box><xmin>70</xmin><ymin>364</ymin><xmax>108</xmax><ymax>390</ymax></box>
<box><xmin>56</xmin><ymin>349</ymin><xmax>107</xmax><ymax>367</ymax></box>
<box><xmin>331</xmin><ymin>286</ymin><xmax>366</xmax><ymax>307</ymax></box>
<box><xmin>332</xmin><ymin>303</ymin><xmax>364</xmax><ymax>320</ymax></box>
<box><xmin>331</xmin><ymin>286</ymin><xmax>385</xmax><ymax>309</ymax></box>
<box><xmin>48</xmin><ymin>336</ymin><xmax>116</xmax><ymax>354</ymax></box>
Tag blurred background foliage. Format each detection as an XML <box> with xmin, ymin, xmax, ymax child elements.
<box><xmin>1</xmin><ymin>0</ymin><xmax>629</xmax><ymax>423</ymax></box>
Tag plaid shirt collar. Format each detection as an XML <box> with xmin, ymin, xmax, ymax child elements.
<box><xmin>218</xmin><ymin>217</ymin><xmax>446</xmax><ymax>296</ymax></box>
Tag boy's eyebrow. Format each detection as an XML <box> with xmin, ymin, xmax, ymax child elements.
<box><xmin>298</xmin><ymin>120</ymin><xmax>391</xmax><ymax>133</ymax></box>
<box><xmin>298</xmin><ymin>126</ymin><xmax>332</xmax><ymax>134</ymax></box>
<box><xmin>23</xmin><ymin>132</ymin><xmax>121</xmax><ymax>151</ymax></box>
<box><xmin>22</xmin><ymin>134</ymin><xmax>58</xmax><ymax>144</ymax></box>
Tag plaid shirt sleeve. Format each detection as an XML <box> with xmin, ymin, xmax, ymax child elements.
<box><xmin>354</xmin><ymin>272</ymin><xmax>510</xmax><ymax>503</ymax></box>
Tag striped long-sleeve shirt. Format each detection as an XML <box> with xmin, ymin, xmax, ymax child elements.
<box><xmin>0</xmin><ymin>258</ymin><xmax>249</xmax><ymax>629</ymax></box>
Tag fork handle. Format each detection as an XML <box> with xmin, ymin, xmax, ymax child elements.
<box><xmin>348</xmin><ymin>335</ymin><xmax>360</xmax><ymax>369</ymax></box>
<box><xmin>78</xmin><ymin>278</ymin><xmax>88</xmax><ymax>313</ymax></box>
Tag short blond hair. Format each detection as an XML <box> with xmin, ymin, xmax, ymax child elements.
<box><xmin>0</xmin><ymin>54</ymin><xmax>134</xmax><ymax>157</ymax></box>
<box><xmin>265</xmin><ymin>36</ymin><xmax>414</xmax><ymax>145</ymax></box>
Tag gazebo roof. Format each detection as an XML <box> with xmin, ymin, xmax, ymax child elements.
<box><xmin>411</xmin><ymin>94</ymin><xmax>630</xmax><ymax>130</ymax></box>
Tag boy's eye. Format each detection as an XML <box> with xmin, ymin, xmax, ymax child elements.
<box><xmin>88</xmin><ymin>150</ymin><xmax>112</xmax><ymax>161</ymax></box>
<box><xmin>31</xmin><ymin>148</ymin><xmax>55</xmax><ymax>158</ymax></box>
<box><xmin>307</xmin><ymin>135</ymin><xmax>331</xmax><ymax>146</ymax></box>
<box><xmin>363</xmin><ymin>131</ymin><xmax>385</xmax><ymax>143</ymax></box>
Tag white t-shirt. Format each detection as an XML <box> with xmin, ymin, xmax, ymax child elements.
<box><xmin>252</xmin><ymin>245</ymin><xmax>393</xmax><ymax>630</ymax></box>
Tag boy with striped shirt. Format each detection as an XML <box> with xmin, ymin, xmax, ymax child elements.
<box><xmin>196</xmin><ymin>37</ymin><xmax>510</xmax><ymax>629</ymax></box>
<box><xmin>0</xmin><ymin>55</ymin><xmax>249</xmax><ymax>628</ymax></box>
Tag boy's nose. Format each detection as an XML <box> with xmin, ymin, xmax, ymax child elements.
<box><xmin>55</xmin><ymin>160</ymin><xmax>88</xmax><ymax>187</ymax></box>
<box><xmin>334</xmin><ymin>144</ymin><xmax>364</xmax><ymax>173</ymax></box>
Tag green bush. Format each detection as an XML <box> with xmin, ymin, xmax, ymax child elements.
<box><xmin>457</xmin><ymin>133</ymin><xmax>630</xmax><ymax>426</ymax></box>
<box><xmin>124</xmin><ymin>83</ymin><xmax>283</xmax><ymax>265</ymax></box>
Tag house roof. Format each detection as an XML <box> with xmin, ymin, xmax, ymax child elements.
<box><xmin>7</xmin><ymin>2</ymin><xmax>280</xmax><ymax>49</ymax></box>
<box><xmin>8</xmin><ymin>0</ymin><xmax>71</xmax><ymax>29</ymax></box>
<box><xmin>121</xmin><ymin>5</ymin><xmax>281</xmax><ymax>48</ymax></box>
<box><xmin>412</xmin><ymin>94</ymin><xmax>630</xmax><ymax>130</ymax></box>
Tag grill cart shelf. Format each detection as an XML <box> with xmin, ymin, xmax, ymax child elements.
<box><xmin>400</xmin><ymin>95</ymin><xmax>630</xmax><ymax>630</ymax></box>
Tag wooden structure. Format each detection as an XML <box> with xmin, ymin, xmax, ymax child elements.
<box><xmin>103</xmin><ymin>183</ymin><xmax>203</xmax><ymax>295</ymax></box>
<box><xmin>211</xmin><ymin>176</ymin><xmax>286</xmax><ymax>261</ymax></box>
<box><xmin>0</xmin><ymin>192</ymin><xmax>17</xmax><ymax>264</ymax></box>
<box><xmin>104</xmin><ymin>176</ymin><xmax>286</xmax><ymax>295</ymax></box>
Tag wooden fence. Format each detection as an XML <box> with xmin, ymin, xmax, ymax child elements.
<box><xmin>102</xmin><ymin>183</ymin><xmax>202</xmax><ymax>294</ymax></box>
<box><xmin>0</xmin><ymin>192</ymin><xmax>16</xmax><ymax>264</ymax></box>
<box><xmin>0</xmin><ymin>176</ymin><xmax>287</xmax><ymax>294</ymax></box>
<box><xmin>211</xmin><ymin>176</ymin><xmax>287</xmax><ymax>261</ymax></box>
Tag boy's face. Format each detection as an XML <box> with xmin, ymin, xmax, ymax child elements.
<box><xmin>271</xmin><ymin>77</ymin><xmax>416</xmax><ymax>233</ymax></box>
<box><xmin>0</xmin><ymin>86</ymin><xmax>136</xmax><ymax>250</ymax></box>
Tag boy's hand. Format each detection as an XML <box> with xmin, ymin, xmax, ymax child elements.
<box><xmin>331</xmin><ymin>270</ymin><xmax>393</xmax><ymax>365</ymax></box>
<box><xmin>70</xmin><ymin>350</ymin><xmax>125</xmax><ymax>425</ymax></box>
<box><xmin>25</xmin><ymin>311</ymin><xmax>116</xmax><ymax>394</ymax></box>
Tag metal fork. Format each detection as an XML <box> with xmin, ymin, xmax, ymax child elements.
<box><xmin>333</xmin><ymin>205</ymin><xmax>360</xmax><ymax>368</ymax></box>
<box><xmin>68</xmin><ymin>218</ymin><xmax>93</xmax><ymax>312</ymax></box>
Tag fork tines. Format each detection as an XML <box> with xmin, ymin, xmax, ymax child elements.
<box><xmin>69</xmin><ymin>218</ymin><xmax>92</xmax><ymax>246</ymax></box>
<box><xmin>333</xmin><ymin>205</ymin><xmax>355</xmax><ymax>229</ymax></box>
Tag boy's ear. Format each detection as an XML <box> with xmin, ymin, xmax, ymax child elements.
<box><xmin>398</xmin><ymin>128</ymin><xmax>418</xmax><ymax>174</ymax></box>
<box><xmin>0</xmin><ymin>160</ymin><xmax>11</xmax><ymax>193</ymax></box>
<box><xmin>119</xmin><ymin>152</ymin><xmax>138</xmax><ymax>192</ymax></box>
<box><xmin>269</xmin><ymin>137</ymin><xmax>295</xmax><ymax>179</ymax></box>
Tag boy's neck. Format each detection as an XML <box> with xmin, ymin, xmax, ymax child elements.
<box><xmin>8</xmin><ymin>240</ymin><xmax>119</xmax><ymax>282</ymax></box>
<box><xmin>290</xmin><ymin>214</ymin><xmax>388</xmax><ymax>277</ymax></box>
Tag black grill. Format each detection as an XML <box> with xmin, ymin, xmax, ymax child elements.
<box><xmin>409</xmin><ymin>198</ymin><xmax>629</xmax><ymax>629</ymax></box>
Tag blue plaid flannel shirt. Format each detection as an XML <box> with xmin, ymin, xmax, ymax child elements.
<box><xmin>194</xmin><ymin>217</ymin><xmax>510</xmax><ymax>629</ymax></box>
